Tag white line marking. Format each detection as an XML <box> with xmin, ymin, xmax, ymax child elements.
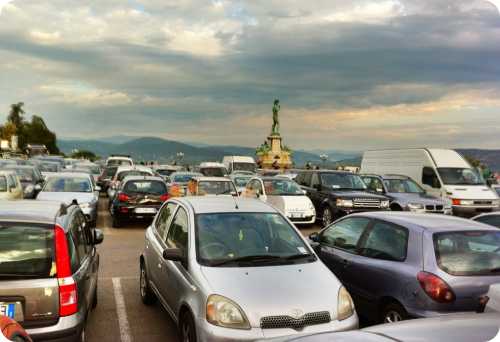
<box><xmin>112</xmin><ymin>277</ymin><xmax>133</xmax><ymax>342</ymax></box>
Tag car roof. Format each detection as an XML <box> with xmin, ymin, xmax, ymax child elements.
<box><xmin>122</xmin><ymin>175</ymin><xmax>165</xmax><ymax>182</ymax></box>
<box><xmin>45</xmin><ymin>172</ymin><xmax>92</xmax><ymax>179</ymax></box>
<box><xmin>193</xmin><ymin>176</ymin><xmax>232</xmax><ymax>182</ymax></box>
<box><xmin>116</xmin><ymin>165</ymin><xmax>152</xmax><ymax>173</ymax></box>
<box><xmin>5</xmin><ymin>165</ymin><xmax>36</xmax><ymax>170</ymax></box>
<box><xmin>360</xmin><ymin>173</ymin><xmax>410</xmax><ymax>180</ymax></box>
<box><xmin>172</xmin><ymin>172</ymin><xmax>203</xmax><ymax>176</ymax></box>
<box><xmin>258</xmin><ymin>176</ymin><xmax>294</xmax><ymax>181</ymax></box>
<box><xmin>472</xmin><ymin>212</ymin><xmax>500</xmax><ymax>219</ymax></box>
<box><xmin>0</xmin><ymin>200</ymin><xmax>66</xmax><ymax>224</ymax></box>
<box><xmin>350</xmin><ymin>211</ymin><xmax>498</xmax><ymax>232</ymax></box>
<box><xmin>174</xmin><ymin>196</ymin><xmax>276</xmax><ymax>214</ymax></box>
<box><xmin>199</xmin><ymin>162</ymin><xmax>225</xmax><ymax>167</ymax></box>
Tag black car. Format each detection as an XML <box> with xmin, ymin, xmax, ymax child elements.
<box><xmin>4</xmin><ymin>165</ymin><xmax>44</xmax><ymax>199</ymax></box>
<box><xmin>295</xmin><ymin>170</ymin><xmax>390</xmax><ymax>226</ymax></box>
<box><xmin>110</xmin><ymin>176</ymin><xmax>169</xmax><ymax>227</ymax></box>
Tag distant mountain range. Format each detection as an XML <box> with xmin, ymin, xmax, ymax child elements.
<box><xmin>58</xmin><ymin>137</ymin><xmax>360</xmax><ymax>166</ymax></box>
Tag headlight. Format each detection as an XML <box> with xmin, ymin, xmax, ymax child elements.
<box><xmin>24</xmin><ymin>185</ymin><xmax>34</xmax><ymax>194</ymax></box>
<box><xmin>337</xmin><ymin>286</ymin><xmax>355</xmax><ymax>321</ymax></box>
<box><xmin>308</xmin><ymin>202</ymin><xmax>315</xmax><ymax>211</ymax></box>
<box><xmin>206</xmin><ymin>294</ymin><xmax>250</xmax><ymax>330</ymax></box>
<box><xmin>407</xmin><ymin>203</ymin><xmax>424</xmax><ymax>211</ymax></box>
<box><xmin>460</xmin><ymin>200</ymin><xmax>474</xmax><ymax>206</ymax></box>
<box><xmin>336</xmin><ymin>199</ymin><xmax>353</xmax><ymax>207</ymax></box>
<box><xmin>380</xmin><ymin>200</ymin><xmax>390</xmax><ymax>208</ymax></box>
<box><xmin>491</xmin><ymin>199</ymin><xmax>500</xmax><ymax>206</ymax></box>
<box><xmin>79</xmin><ymin>202</ymin><xmax>91</xmax><ymax>209</ymax></box>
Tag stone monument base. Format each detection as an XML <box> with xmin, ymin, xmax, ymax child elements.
<box><xmin>257</xmin><ymin>134</ymin><xmax>292</xmax><ymax>169</ymax></box>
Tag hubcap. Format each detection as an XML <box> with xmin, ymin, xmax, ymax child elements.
<box><xmin>323</xmin><ymin>208</ymin><xmax>332</xmax><ymax>226</ymax></box>
<box><xmin>384</xmin><ymin>310</ymin><xmax>402</xmax><ymax>323</ymax></box>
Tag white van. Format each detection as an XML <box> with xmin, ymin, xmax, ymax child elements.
<box><xmin>222</xmin><ymin>156</ymin><xmax>257</xmax><ymax>174</ymax></box>
<box><xmin>106</xmin><ymin>155</ymin><xmax>134</xmax><ymax>167</ymax></box>
<box><xmin>361</xmin><ymin>148</ymin><xmax>499</xmax><ymax>216</ymax></box>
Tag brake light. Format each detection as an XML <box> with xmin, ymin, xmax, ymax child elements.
<box><xmin>160</xmin><ymin>194</ymin><xmax>169</xmax><ymax>201</ymax></box>
<box><xmin>452</xmin><ymin>199</ymin><xmax>461</xmax><ymax>205</ymax></box>
<box><xmin>54</xmin><ymin>225</ymin><xmax>78</xmax><ymax>316</ymax></box>
<box><xmin>118</xmin><ymin>193</ymin><xmax>130</xmax><ymax>202</ymax></box>
<box><xmin>417</xmin><ymin>271</ymin><xmax>455</xmax><ymax>303</ymax></box>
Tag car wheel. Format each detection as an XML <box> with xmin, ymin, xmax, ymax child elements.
<box><xmin>381</xmin><ymin>302</ymin><xmax>408</xmax><ymax>324</ymax></box>
<box><xmin>140</xmin><ymin>262</ymin><xmax>156</xmax><ymax>305</ymax></box>
<box><xmin>322</xmin><ymin>206</ymin><xmax>333</xmax><ymax>227</ymax></box>
<box><xmin>180</xmin><ymin>311</ymin><xmax>197</xmax><ymax>342</ymax></box>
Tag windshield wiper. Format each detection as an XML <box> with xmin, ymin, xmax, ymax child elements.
<box><xmin>209</xmin><ymin>254</ymin><xmax>284</xmax><ymax>266</ymax></box>
<box><xmin>283</xmin><ymin>253</ymin><xmax>315</xmax><ymax>261</ymax></box>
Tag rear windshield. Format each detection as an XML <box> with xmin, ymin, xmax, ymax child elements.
<box><xmin>108</xmin><ymin>159</ymin><xmax>132</xmax><ymax>166</ymax></box>
<box><xmin>156</xmin><ymin>169</ymin><xmax>174</xmax><ymax>176</ymax></box>
<box><xmin>200</xmin><ymin>167</ymin><xmax>226</xmax><ymax>177</ymax></box>
<box><xmin>44</xmin><ymin>177</ymin><xmax>92</xmax><ymax>193</ymax></box>
<box><xmin>434</xmin><ymin>231</ymin><xmax>500</xmax><ymax>276</ymax></box>
<box><xmin>124</xmin><ymin>180</ymin><xmax>166</xmax><ymax>195</ymax></box>
<box><xmin>0</xmin><ymin>177</ymin><xmax>6</xmax><ymax>192</ymax></box>
<box><xmin>105</xmin><ymin>166</ymin><xmax>118</xmax><ymax>177</ymax></box>
<box><xmin>38</xmin><ymin>163</ymin><xmax>59</xmax><ymax>172</ymax></box>
<box><xmin>7</xmin><ymin>168</ymin><xmax>35</xmax><ymax>182</ymax></box>
<box><xmin>198</xmin><ymin>181</ymin><xmax>236</xmax><ymax>195</ymax></box>
<box><xmin>117</xmin><ymin>171</ymin><xmax>151</xmax><ymax>182</ymax></box>
<box><xmin>0</xmin><ymin>224</ymin><xmax>54</xmax><ymax>279</ymax></box>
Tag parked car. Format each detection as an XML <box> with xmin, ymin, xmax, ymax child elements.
<box><xmin>153</xmin><ymin>164</ymin><xmax>183</xmax><ymax>181</ymax></box>
<box><xmin>167</xmin><ymin>171</ymin><xmax>203</xmax><ymax>197</ymax></box>
<box><xmin>107</xmin><ymin>165</ymin><xmax>154</xmax><ymax>199</ymax></box>
<box><xmin>186</xmin><ymin>176</ymin><xmax>237</xmax><ymax>196</ymax></box>
<box><xmin>0</xmin><ymin>200</ymin><xmax>103</xmax><ymax>341</ymax></box>
<box><xmin>245</xmin><ymin>177</ymin><xmax>316</xmax><ymax>225</ymax></box>
<box><xmin>0</xmin><ymin>170</ymin><xmax>24</xmax><ymax>200</ymax></box>
<box><xmin>309</xmin><ymin>212</ymin><xmax>500</xmax><ymax>324</ymax></box>
<box><xmin>4</xmin><ymin>165</ymin><xmax>44</xmax><ymax>199</ymax></box>
<box><xmin>262</xmin><ymin>312</ymin><xmax>500</xmax><ymax>342</ymax></box>
<box><xmin>36</xmin><ymin>172</ymin><xmax>100</xmax><ymax>226</ymax></box>
<box><xmin>35</xmin><ymin>160</ymin><xmax>61</xmax><ymax>178</ymax></box>
<box><xmin>0</xmin><ymin>315</ymin><xmax>32</xmax><ymax>342</ymax></box>
<box><xmin>230</xmin><ymin>173</ymin><xmax>253</xmax><ymax>194</ymax></box>
<box><xmin>295</xmin><ymin>170</ymin><xmax>390</xmax><ymax>227</ymax></box>
<box><xmin>471</xmin><ymin>212</ymin><xmax>500</xmax><ymax>228</ymax></box>
<box><xmin>199</xmin><ymin>162</ymin><xmax>228</xmax><ymax>177</ymax></box>
<box><xmin>106</xmin><ymin>155</ymin><xmax>133</xmax><ymax>167</ymax></box>
<box><xmin>360</xmin><ymin>149</ymin><xmax>500</xmax><ymax>217</ymax></box>
<box><xmin>360</xmin><ymin>174</ymin><xmax>452</xmax><ymax>214</ymax></box>
<box><xmin>110</xmin><ymin>176</ymin><xmax>169</xmax><ymax>227</ymax></box>
<box><xmin>140</xmin><ymin>197</ymin><xmax>358</xmax><ymax>342</ymax></box>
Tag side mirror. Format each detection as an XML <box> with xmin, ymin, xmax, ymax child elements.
<box><xmin>94</xmin><ymin>229</ymin><xmax>104</xmax><ymax>245</ymax></box>
<box><xmin>95</xmin><ymin>186</ymin><xmax>101</xmax><ymax>191</ymax></box>
<box><xmin>163</xmin><ymin>248</ymin><xmax>185</xmax><ymax>262</ymax></box>
<box><xmin>309</xmin><ymin>232</ymin><xmax>320</xmax><ymax>242</ymax></box>
<box><xmin>34</xmin><ymin>184</ymin><xmax>42</xmax><ymax>191</ymax></box>
<box><xmin>301</xmin><ymin>189</ymin><xmax>307</xmax><ymax>195</ymax></box>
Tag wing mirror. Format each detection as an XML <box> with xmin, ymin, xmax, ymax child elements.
<box><xmin>94</xmin><ymin>229</ymin><xmax>104</xmax><ymax>245</ymax></box>
<box><xmin>163</xmin><ymin>248</ymin><xmax>185</xmax><ymax>262</ymax></box>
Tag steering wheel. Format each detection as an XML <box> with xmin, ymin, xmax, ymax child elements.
<box><xmin>200</xmin><ymin>242</ymin><xmax>230</xmax><ymax>259</ymax></box>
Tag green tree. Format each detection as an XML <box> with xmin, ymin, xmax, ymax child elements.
<box><xmin>22</xmin><ymin>115</ymin><xmax>60</xmax><ymax>154</ymax></box>
<box><xmin>8</xmin><ymin>102</ymin><xmax>25</xmax><ymax>130</ymax></box>
<box><xmin>71</xmin><ymin>150</ymin><xmax>98</xmax><ymax>161</ymax></box>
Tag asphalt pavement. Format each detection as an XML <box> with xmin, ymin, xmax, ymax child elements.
<box><xmin>86</xmin><ymin>196</ymin><xmax>320</xmax><ymax>342</ymax></box>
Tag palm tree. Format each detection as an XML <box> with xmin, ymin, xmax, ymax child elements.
<box><xmin>8</xmin><ymin>102</ymin><xmax>25</xmax><ymax>130</ymax></box>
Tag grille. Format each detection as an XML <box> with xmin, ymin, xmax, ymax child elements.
<box><xmin>260</xmin><ymin>311</ymin><xmax>331</xmax><ymax>330</ymax></box>
<box><xmin>425</xmin><ymin>205</ymin><xmax>435</xmax><ymax>211</ymax></box>
<box><xmin>289</xmin><ymin>216</ymin><xmax>314</xmax><ymax>222</ymax></box>
<box><xmin>474</xmin><ymin>200</ymin><xmax>493</xmax><ymax>205</ymax></box>
<box><xmin>353</xmin><ymin>198</ymin><xmax>381</xmax><ymax>208</ymax></box>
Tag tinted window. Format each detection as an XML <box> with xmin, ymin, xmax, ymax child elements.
<box><xmin>385</xmin><ymin>178</ymin><xmax>424</xmax><ymax>193</ymax></box>
<box><xmin>321</xmin><ymin>217</ymin><xmax>370</xmax><ymax>253</ymax></box>
<box><xmin>362</xmin><ymin>177</ymin><xmax>384</xmax><ymax>192</ymax></box>
<box><xmin>124</xmin><ymin>180</ymin><xmax>166</xmax><ymax>195</ymax></box>
<box><xmin>71</xmin><ymin>215</ymin><xmax>90</xmax><ymax>263</ymax></box>
<box><xmin>156</xmin><ymin>203</ymin><xmax>177</xmax><ymax>239</ymax></box>
<box><xmin>434</xmin><ymin>231</ymin><xmax>500</xmax><ymax>276</ymax></box>
<box><xmin>320</xmin><ymin>173</ymin><xmax>366</xmax><ymax>190</ymax></box>
<box><xmin>360</xmin><ymin>221</ymin><xmax>408</xmax><ymax>261</ymax></box>
<box><xmin>422</xmin><ymin>167</ymin><xmax>441</xmax><ymax>189</ymax></box>
<box><xmin>200</xmin><ymin>167</ymin><xmax>226</xmax><ymax>177</ymax></box>
<box><xmin>0</xmin><ymin>176</ymin><xmax>7</xmax><ymax>191</ymax></box>
<box><xmin>166</xmin><ymin>207</ymin><xmax>189</xmax><ymax>250</ymax></box>
<box><xmin>0</xmin><ymin>224</ymin><xmax>54</xmax><ymax>279</ymax></box>
<box><xmin>474</xmin><ymin>215</ymin><xmax>500</xmax><ymax>228</ymax></box>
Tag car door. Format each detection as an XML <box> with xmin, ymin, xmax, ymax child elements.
<box><xmin>316</xmin><ymin>217</ymin><xmax>371</xmax><ymax>292</ymax></box>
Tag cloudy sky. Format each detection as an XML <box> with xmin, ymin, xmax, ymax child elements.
<box><xmin>0</xmin><ymin>0</ymin><xmax>499</xmax><ymax>151</ymax></box>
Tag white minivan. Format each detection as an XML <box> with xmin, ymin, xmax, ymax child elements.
<box><xmin>222</xmin><ymin>155</ymin><xmax>257</xmax><ymax>174</ymax></box>
<box><xmin>360</xmin><ymin>148</ymin><xmax>499</xmax><ymax>217</ymax></box>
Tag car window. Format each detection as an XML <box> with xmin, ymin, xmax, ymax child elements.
<box><xmin>71</xmin><ymin>214</ymin><xmax>90</xmax><ymax>263</ymax></box>
<box><xmin>422</xmin><ymin>167</ymin><xmax>441</xmax><ymax>189</ymax></box>
<box><xmin>321</xmin><ymin>217</ymin><xmax>370</xmax><ymax>253</ymax></box>
<box><xmin>474</xmin><ymin>215</ymin><xmax>500</xmax><ymax>228</ymax></box>
<box><xmin>155</xmin><ymin>203</ymin><xmax>177</xmax><ymax>239</ymax></box>
<box><xmin>166</xmin><ymin>207</ymin><xmax>189</xmax><ymax>250</ymax></box>
<box><xmin>360</xmin><ymin>221</ymin><xmax>408</xmax><ymax>261</ymax></box>
<box><xmin>363</xmin><ymin>177</ymin><xmax>384</xmax><ymax>192</ymax></box>
<box><xmin>311</xmin><ymin>173</ymin><xmax>320</xmax><ymax>188</ymax></box>
<box><xmin>0</xmin><ymin>176</ymin><xmax>7</xmax><ymax>192</ymax></box>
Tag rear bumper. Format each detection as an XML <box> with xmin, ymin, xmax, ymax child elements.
<box><xmin>113</xmin><ymin>205</ymin><xmax>161</xmax><ymax>220</ymax></box>
<box><xmin>26</xmin><ymin>312</ymin><xmax>84</xmax><ymax>342</ymax></box>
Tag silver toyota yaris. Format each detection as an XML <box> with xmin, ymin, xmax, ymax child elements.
<box><xmin>139</xmin><ymin>196</ymin><xmax>358</xmax><ymax>341</ymax></box>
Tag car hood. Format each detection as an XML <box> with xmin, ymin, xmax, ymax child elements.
<box><xmin>329</xmin><ymin>191</ymin><xmax>387</xmax><ymax>200</ymax></box>
<box><xmin>388</xmin><ymin>193</ymin><xmax>446</xmax><ymax>205</ymax></box>
<box><xmin>267</xmin><ymin>195</ymin><xmax>314</xmax><ymax>213</ymax></box>
<box><xmin>445</xmin><ymin>185</ymin><xmax>499</xmax><ymax>200</ymax></box>
<box><xmin>200</xmin><ymin>261</ymin><xmax>342</xmax><ymax>328</ymax></box>
<box><xmin>36</xmin><ymin>192</ymin><xmax>96</xmax><ymax>204</ymax></box>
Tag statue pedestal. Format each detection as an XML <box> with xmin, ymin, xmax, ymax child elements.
<box><xmin>257</xmin><ymin>134</ymin><xmax>293</xmax><ymax>170</ymax></box>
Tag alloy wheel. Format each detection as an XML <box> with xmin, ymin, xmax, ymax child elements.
<box><xmin>384</xmin><ymin>310</ymin><xmax>403</xmax><ymax>323</ymax></box>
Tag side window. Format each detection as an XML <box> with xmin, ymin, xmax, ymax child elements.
<box><xmin>71</xmin><ymin>214</ymin><xmax>91</xmax><ymax>265</ymax></box>
<box><xmin>166</xmin><ymin>207</ymin><xmax>189</xmax><ymax>250</ymax></box>
<box><xmin>360</xmin><ymin>221</ymin><xmax>408</xmax><ymax>261</ymax></box>
<box><xmin>7</xmin><ymin>175</ymin><xmax>15</xmax><ymax>189</ymax></box>
<box><xmin>311</xmin><ymin>173</ymin><xmax>320</xmax><ymax>189</ymax></box>
<box><xmin>321</xmin><ymin>217</ymin><xmax>370</xmax><ymax>253</ymax></box>
<box><xmin>422</xmin><ymin>167</ymin><xmax>441</xmax><ymax>189</ymax></box>
<box><xmin>303</xmin><ymin>172</ymin><xmax>313</xmax><ymax>187</ymax></box>
<box><xmin>475</xmin><ymin>215</ymin><xmax>500</xmax><ymax>228</ymax></box>
<box><xmin>67</xmin><ymin>233</ymin><xmax>80</xmax><ymax>273</ymax></box>
<box><xmin>156</xmin><ymin>203</ymin><xmax>177</xmax><ymax>240</ymax></box>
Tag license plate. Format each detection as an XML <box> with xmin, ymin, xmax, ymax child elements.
<box><xmin>290</xmin><ymin>212</ymin><xmax>304</xmax><ymax>218</ymax></box>
<box><xmin>135</xmin><ymin>208</ymin><xmax>156</xmax><ymax>214</ymax></box>
<box><xmin>0</xmin><ymin>303</ymin><xmax>15</xmax><ymax>319</ymax></box>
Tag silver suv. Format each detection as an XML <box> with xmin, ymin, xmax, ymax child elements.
<box><xmin>139</xmin><ymin>197</ymin><xmax>358</xmax><ymax>342</ymax></box>
<box><xmin>0</xmin><ymin>200</ymin><xmax>103</xmax><ymax>341</ymax></box>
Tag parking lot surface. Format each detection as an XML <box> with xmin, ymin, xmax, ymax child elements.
<box><xmin>86</xmin><ymin>197</ymin><xmax>320</xmax><ymax>342</ymax></box>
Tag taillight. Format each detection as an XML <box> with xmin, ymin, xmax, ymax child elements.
<box><xmin>417</xmin><ymin>271</ymin><xmax>455</xmax><ymax>303</ymax></box>
<box><xmin>54</xmin><ymin>225</ymin><xmax>78</xmax><ymax>316</ymax></box>
<box><xmin>160</xmin><ymin>194</ymin><xmax>169</xmax><ymax>201</ymax></box>
<box><xmin>118</xmin><ymin>193</ymin><xmax>130</xmax><ymax>202</ymax></box>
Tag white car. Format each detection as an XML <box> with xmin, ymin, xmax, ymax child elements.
<box><xmin>245</xmin><ymin>176</ymin><xmax>316</xmax><ymax>225</ymax></box>
<box><xmin>0</xmin><ymin>170</ymin><xmax>23</xmax><ymax>200</ymax></box>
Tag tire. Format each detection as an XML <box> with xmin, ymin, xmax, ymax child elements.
<box><xmin>381</xmin><ymin>302</ymin><xmax>408</xmax><ymax>324</ymax></box>
<box><xmin>322</xmin><ymin>206</ymin><xmax>334</xmax><ymax>227</ymax></box>
<box><xmin>179</xmin><ymin>311</ymin><xmax>197</xmax><ymax>342</ymax></box>
<box><xmin>112</xmin><ymin>215</ymin><xmax>122</xmax><ymax>228</ymax></box>
<box><xmin>140</xmin><ymin>262</ymin><xmax>156</xmax><ymax>305</ymax></box>
<box><xmin>390</xmin><ymin>204</ymin><xmax>403</xmax><ymax>211</ymax></box>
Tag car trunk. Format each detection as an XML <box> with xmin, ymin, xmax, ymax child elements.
<box><xmin>125</xmin><ymin>193</ymin><xmax>163</xmax><ymax>206</ymax></box>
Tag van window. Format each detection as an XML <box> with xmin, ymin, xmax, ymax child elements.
<box><xmin>422</xmin><ymin>167</ymin><xmax>441</xmax><ymax>189</ymax></box>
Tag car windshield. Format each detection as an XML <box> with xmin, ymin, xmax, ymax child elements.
<box><xmin>156</xmin><ymin>169</ymin><xmax>174</xmax><ymax>176</ymax></box>
<box><xmin>200</xmin><ymin>167</ymin><xmax>226</xmax><ymax>177</ymax></box>
<box><xmin>321</xmin><ymin>173</ymin><xmax>367</xmax><ymax>190</ymax></box>
<box><xmin>44</xmin><ymin>177</ymin><xmax>92</xmax><ymax>193</ymax></box>
<box><xmin>196</xmin><ymin>213</ymin><xmax>314</xmax><ymax>267</ymax></box>
<box><xmin>437</xmin><ymin>168</ymin><xmax>485</xmax><ymax>185</ymax></box>
<box><xmin>7</xmin><ymin>168</ymin><xmax>34</xmax><ymax>182</ymax></box>
<box><xmin>38</xmin><ymin>163</ymin><xmax>59</xmax><ymax>172</ymax></box>
<box><xmin>108</xmin><ymin>159</ymin><xmax>132</xmax><ymax>166</ymax></box>
<box><xmin>384</xmin><ymin>179</ymin><xmax>424</xmax><ymax>193</ymax></box>
<box><xmin>197</xmin><ymin>181</ymin><xmax>236</xmax><ymax>195</ymax></box>
<box><xmin>123</xmin><ymin>180</ymin><xmax>166</xmax><ymax>195</ymax></box>
<box><xmin>117</xmin><ymin>170</ymin><xmax>151</xmax><ymax>181</ymax></box>
<box><xmin>105</xmin><ymin>166</ymin><xmax>118</xmax><ymax>177</ymax></box>
<box><xmin>233</xmin><ymin>176</ymin><xmax>251</xmax><ymax>187</ymax></box>
<box><xmin>0</xmin><ymin>177</ymin><xmax>6</xmax><ymax>192</ymax></box>
<box><xmin>172</xmin><ymin>174</ymin><xmax>201</xmax><ymax>183</ymax></box>
<box><xmin>263</xmin><ymin>179</ymin><xmax>303</xmax><ymax>196</ymax></box>
<box><xmin>77</xmin><ymin>165</ymin><xmax>100</xmax><ymax>174</ymax></box>
<box><xmin>0</xmin><ymin>224</ymin><xmax>54</xmax><ymax>279</ymax></box>
<box><xmin>434</xmin><ymin>231</ymin><xmax>500</xmax><ymax>276</ymax></box>
<box><xmin>232</xmin><ymin>162</ymin><xmax>256</xmax><ymax>173</ymax></box>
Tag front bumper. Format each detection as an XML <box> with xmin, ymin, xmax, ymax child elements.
<box><xmin>197</xmin><ymin>313</ymin><xmax>358</xmax><ymax>342</ymax></box>
<box><xmin>287</xmin><ymin>215</ymin><xmax>316</xmax><ymax>225</ymax></box>
<box><xmin>26</xmin><ymin>312</ymin><xmax>85</xmax><ymax>342</ymax></box>
<box><xmin>452</xmin><ymin>205</ymin><xmax>499</xmax><ymax>217</ymax></box>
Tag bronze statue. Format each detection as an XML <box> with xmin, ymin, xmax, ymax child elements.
<box><xmin>272</xmin><ymin>99</ymin><xmax>280</xmax><ymax>134</ymax></box>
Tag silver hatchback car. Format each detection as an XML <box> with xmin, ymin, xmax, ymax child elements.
<box><xmin>139</xmin><ymin>197</ymin><xmax>358</xmax><ymax>342</ymax></box>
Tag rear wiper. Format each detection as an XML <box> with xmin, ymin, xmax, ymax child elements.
<box><xmin>210</xmin><ymin>254</ymin><xmax>284</xmax><ymax>266</ymax></box>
